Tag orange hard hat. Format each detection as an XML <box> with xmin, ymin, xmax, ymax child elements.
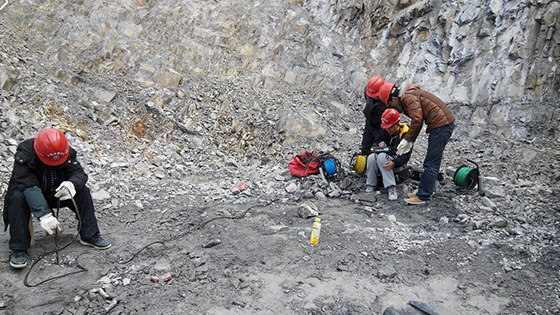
<box><xmin>379</xmin><ymin>82</ymin><xmax>397</xmax><ymax>104</ymax></box>
<box><xmin>380</xmin><ymin>108</ymin><xmax>401</xmax><ymax>129</ymax></box>
<box><xmin>365</xmin><ymin>76</ymin><xmax>385</xmax><ymax>99</ymax></box>
<box><xmin>34</xmin><ymin>128</ymin><xmax>69</xmax><ymax>166</ymax></box>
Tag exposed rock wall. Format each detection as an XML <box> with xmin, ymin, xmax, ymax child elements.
<box><xmin>323</xmin><ymin>0</ymin><xmax>560</xmax><ymax>105</ymax></box>
<box><xmin>0</xmin><ymin>0</ymin><xmax>558</xmax><ymax>137</ymax></box>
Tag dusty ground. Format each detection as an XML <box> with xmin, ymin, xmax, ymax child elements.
<box><xmin>1</xmin><ymin>177</ymin><xmax>559</xmax><ymax>314</ymax></box>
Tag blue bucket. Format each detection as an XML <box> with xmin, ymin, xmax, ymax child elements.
<box><xmin>323</xmin><ymin>158</ymin><xmax>337</xmax><ymax>176</ymax></box>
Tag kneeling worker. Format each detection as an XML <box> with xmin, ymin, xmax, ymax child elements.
<box><xmin>3</xmin><ymin>128</ymin><xmax>111</xmax><ymax>269</ymax></box>
<box><xmin>365</xmin><ymin>108</ymin><xmax>412</xmax><ymax>201</ymax></box>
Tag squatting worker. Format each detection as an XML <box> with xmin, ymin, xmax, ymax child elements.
<box><xmin>3</xmin><ymin>128</ymin><xmax>111</xmax><ymax>269</ymax></box>
<box><xmin>360</xmin><ymin>75</ymin><xmax>388</xmax><ymax>155</ymax></box>
<box><xmin>365</xmin><ymin>108</ymin><xmax>413</xmax><ymax>201</ymax></box>
<box><xmin>379</xmin><ymin>81</ymin><xmax>455</xmax><ymax>205</ymax></box>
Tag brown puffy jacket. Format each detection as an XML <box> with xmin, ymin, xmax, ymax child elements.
<box><xmin>400</xmin><ymin>84</ymin><xmax>455</xmax><ymax>142</ymax></box>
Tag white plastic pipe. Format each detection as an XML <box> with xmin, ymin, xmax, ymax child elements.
<box><xmin>0</xmin><ymin>0</ymin><xmax>8</xmax><ymax>11</ymax></box>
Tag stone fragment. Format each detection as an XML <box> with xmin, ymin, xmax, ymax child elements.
<box><xmin>94</xmin><ymin>88</ymin><xmax>117</xmax><ymax>103</ymax></box>
<box><xmin>508</xmin><ymin>227</ymin><xmax>523</xmax><ymax>236</ymax></box>
<box><xmin>387</xmin><ymin>214</ymin><xmax>397</xmax><ymax>223</ymax></box>
<box><xmin>489</xmin><ymin>219</ymin><xmax>508</xmax><ymax>228</ymax></box>
<box><xmin>279</xmin><ymin>109</ymin><xmax>326</xmax><ymax>138</ymax></box>
<box><xmin>96</xmin><ymin>277</ymin><xmax>111</xmax><ymax>287</ymax></box>
<box><xmin>92</xmin><ymin>190</ymin><xmax>111</xmax><ymax>200</ymax></box>
<box><xmin>383</xmin><ymin>307</ymin><xmax>402</xmax><ymax>315</ymax></box>
<box><xmin>439</xmin><ymin>217</ymin><xmax>449</xmax><ymax>225</ymax></box>
<box><xmin>482</xmin><ymin>177</ymin><xmax>501</xmax><ymax>185</ymax></box>
<box><xmin>202</xmin><ymin>239</ymin><xmax>221</xmax><ymax>248</ymax></box>
<box><xmin>105</xmin><ymin>299</ymin><xmax>118</xmax><ymax>312</ymax></box>
<box><xmin>377</xmin><ymin>264</ymin><xmax>397</xmax><ymax>279</ymax></box>
<box><xmin>483</xmin><ymin>186</ymin><xmax>506</xmax><ymax>198</ymax></box>
<box><xmin>0</xmin><ymin>65</ymin><xmax>19</xmax><ymax>91</ymax></box>
<box><xmin>232</xmin><ymin>300</ymin><xmax>247</xmax><ymax>308</ymax></box>
<box><xmin>298</xmin><ymin>201</ymin><xmax>319</xmax><ymax>218</ymax></box>
<box><xmin>482</xmin><ymin>196</ymin><xmax>497</xmax><ymax>210</ymax></box>
<box><xmin>189</xmin><ymin>251</ymin><xmax>204</xmax><ymax>259</ymax></box>
<box><xmin>314</xmin><ymin>191</ymin><xmax>327</xmax><ymax>201</ymax></box>
<box><xmin>285</xmin><ymin>183</ymin><xmax>298</xmax><ymax>193</ymax></box>
<box><xmin>155</xmin><ymin>69</ymin><xmax>182</xmax><ymax>89</ymax></box>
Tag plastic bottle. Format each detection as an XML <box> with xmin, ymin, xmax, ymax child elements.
<box><xmin>310</xmin><ymin>217</ymin><xmax>322</xmax><ymax>245</ymax></box>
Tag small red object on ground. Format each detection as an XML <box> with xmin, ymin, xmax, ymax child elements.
<box><xmin>160</xmin><ymin>272</ymin><xmax>172</xmax><ymax>282</ymax></box>
<box><xmin>237</xmin><ymin>182</ymin><xmax>249</xmax><ymax>192</ymax></box>
<box><xmin>159</xmin><ymin>272</ymin><xmax>171</xmax><ymax>282</ymax></box>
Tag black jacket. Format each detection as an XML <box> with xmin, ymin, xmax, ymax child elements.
<box><xmin>361</xmin><ymin>87</ymin><xmax>387</xmax><ymax>155</ymax></box>
<box><xmin>374</xmin><ymin>123</ymin><xmax>413</xmax><ymax>168</ymax></box>
<box><xmin>3</xmin><ymin>139</ymin><xmax>88</xmax><ymax>229</ymax></box>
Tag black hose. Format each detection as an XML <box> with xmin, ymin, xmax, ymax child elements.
<box><xmin>23</xmin><ymin>196</ymin><xmax>276</xmax><ymax>286</ymax></box>
<box><xmin>24</xmin><ymin>195</ymin><xmax>85</xmax><ymax>287</ymax></box>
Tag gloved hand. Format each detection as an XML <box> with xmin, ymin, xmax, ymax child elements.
<box><xmin>39</xmin><ymin>213</ymin><xmax>62</xmax><ymax>235</ymax></box>
<box><xmin>396</xmin><ymin>139</ymin><xmax>413</xmax><ymax>155</ymax></box>
<box><xmin>54</xmin><ymin>181</ymin><xmax>76</xmax><ymax>201</ymax></box>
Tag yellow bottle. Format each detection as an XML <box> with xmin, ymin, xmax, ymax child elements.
<box><xmin>310</xmin><ymin>217</ymin><xmax>322</xmax><ymax>245</ymax></box>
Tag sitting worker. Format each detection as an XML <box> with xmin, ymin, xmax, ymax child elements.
<box><xmin>3</xmin><ymin>128</ymin><xmax>111</xmax><ymax>269</ymax></box>
<box><xmin>360</xmin><ymin>75</ymin><xmax>387</xmax><ymax>155</ymax></box>
<box><xmin>365</xmin><ymin>108</ymin><xmax>412</xmax><ymax>201</ymax></box>
<box><xmin>379</xmin><ymin>81</ymin><xmax>455</xmax><ymax>205</ymax></box>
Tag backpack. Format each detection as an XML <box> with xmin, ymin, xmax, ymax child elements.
<box><xmin>288</xmin><ymin>151</ymin><xmax>320</xmax><ymax>177</ymax></box>
<box><xmin>318</xmin><ymin>153</ymin><xmax>340</xmax><ymax>178</ymax></box>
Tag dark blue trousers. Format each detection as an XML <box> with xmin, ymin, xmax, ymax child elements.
<box><xmin>417</xmin><ymin>123</ymin><xmax>455</xmax><ymax>201</ymax></box>
<box><xmin>7</xmin><ymin>187</ymin><xmax>100</xmax><ymax>251</ymax></box>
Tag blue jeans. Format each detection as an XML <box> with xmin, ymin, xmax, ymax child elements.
<box><xmin>417</xmin><ymin>123</ymin><xmax>455</xmax><ymax>201</ymax></box>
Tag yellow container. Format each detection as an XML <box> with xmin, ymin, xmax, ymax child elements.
<box><xmin>310</xmin><ymin>217</ymin><xmax>322</xmax><ymax>245</ymax></box>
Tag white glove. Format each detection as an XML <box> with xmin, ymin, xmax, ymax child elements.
<box><xmin>39</xmin><ymin>213</ymin><xmax>62</xmax><ymax>235</ymax></box>
<box><xmin>396</xmin><ymin>139</ymin><xmax>413</xmax><ymax>155</ymax></box>
<box><xmin>54</xmin><ymin>181</ymin><xmax>76</xmax><ymax>201</ymax></box>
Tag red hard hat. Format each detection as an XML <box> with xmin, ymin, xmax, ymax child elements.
<box><xmin>366</xmin><ymin>76</ymin><xmax>385</xmax><ymax>99</ymax></box>
<box><xmin>379</xmin><ymin>82</ymin><xmax>396</xmax><ymax>104</ymax></box>
<box><xmin>34</xmin><ymin>128</ymin><xmax>69</xmax><ymax>166</ymax></box>
<box><xmin>381</xmin><ymin>108</ymin><xmax>401</xmax><ymax>129</ymax></box>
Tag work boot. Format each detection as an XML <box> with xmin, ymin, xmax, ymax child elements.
<box><xmin>404</xmin><ymin>195</ymin><xmax>426</xmax><ymax>205</ymax></box>
<box><xmin>408</xmin><ymin>192</ymin><xmax>417</xmax><ymax>198</ymax></box>
<box><xmin>10</xmin><ymin>250</ymin><xmax>27</xmax><ymax>269</ymax></box>
<box><xmin>80</xmin><ymin>233</ymin><xmax>111</xmax><ymax>250</ymax></box>
<box><xmin>388</xmin><ymin>186</ymin><xmax>398</xmax><ymax>201</ymax></box>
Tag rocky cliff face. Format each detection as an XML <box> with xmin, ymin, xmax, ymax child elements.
<box><xmin>2</xmin><ymin>1</ymin><xmax>558</xmax><ymax>116</ymax></box>
<box><xmin>325</xmin><ymin>0</ymin><xmax>559</xmax><ymax>104</ymax></box>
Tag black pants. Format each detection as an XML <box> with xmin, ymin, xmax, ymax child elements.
<box><xmin>7</xmin><ymin>187</ymin><xmax>100</xmax><ymax>251</ymax></box>
<box><xmin>361</xmin><ymin>120</ymin><xmax>381</xmax><ymax>155</ymax></box>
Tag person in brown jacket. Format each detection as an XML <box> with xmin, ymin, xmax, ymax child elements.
<box><xmin>379</xmin><ymin>81</ymin><xmax>455</xmax><ymax>205</ymax></box>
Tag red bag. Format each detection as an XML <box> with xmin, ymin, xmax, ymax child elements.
<box><xmin>288</xmin><ymin>151</ymin><xmax>320</xmax><ymax>177</ymax></box>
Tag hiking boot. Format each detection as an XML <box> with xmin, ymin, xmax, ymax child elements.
<box><xmin>10</xmin><ymin>250</ymin><xmax>27</xmax><ymax>268</ymax></box>
<box><xmin>405</xmin><ymin>195</ymin><xmax>426</xmax><ymax>205</ymax></box>
<box><xmin>365</xmin><ymin>186</ymin><xmax>375</xmax><ymax>193</ymax></box>
<box><xmin>80</xmin><ymin>234</ymin><xmax>111</xmax><ymax>250</ymax></box>
<box><xmin>388</xmin><ymin>186</ymin><xmax>398</xmax><ymax>201</ymax></box>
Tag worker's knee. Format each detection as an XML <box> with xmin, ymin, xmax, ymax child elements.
<box><xmin>366</xmin><ymin>154</ymin><xmax>376</xmax><ymax>167</ymax></box>
<box><xmin>377</xmin><ymin>153</ymin><xmax>390</xmax><ymax>166</ymax></box>
<box><xmin>9</xmin><ymin>190</ymin><xmax>27</xmax><ymax>205</ymax></box>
